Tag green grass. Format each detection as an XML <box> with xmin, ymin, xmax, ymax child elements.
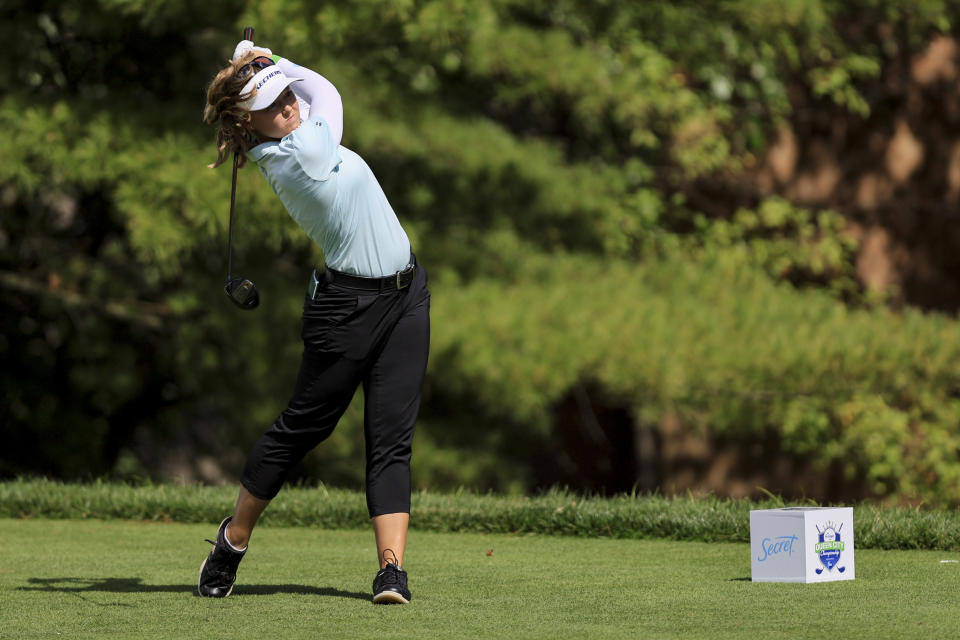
<box><xmin>3</xmin><ymin>479</ymin><xmax>960</xmax><ymax>550</ymax></box>
<box><xmin>0</xmin><ymin>518</ymin><xmax>957</xmax><ymax>639</ymax></box>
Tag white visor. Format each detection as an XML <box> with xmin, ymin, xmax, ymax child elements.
<box><xmin>239</xmin><ymin>65</ymin><xmax>303</xmax><ymax>111</ymax></box>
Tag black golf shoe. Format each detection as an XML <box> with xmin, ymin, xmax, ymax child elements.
<box><xmin>198</xmin><ymin>516</ymin><xmax>246</xmax><ymax>598</ymax></box>
<box><xmin>372</xmin><ymin>557</ymin><xmax>411</xmax><ymax>604</ymax></box>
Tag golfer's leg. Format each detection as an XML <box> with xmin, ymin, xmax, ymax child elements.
<box><xmin>225</xmin><ymin>486</ymin><xmax>269</xmax><ymax>549</ymax></box>
<box><xmin>363</xmin><ymin>288</ymin><xmax>430</xmax><ymax>565</ymax></box>
<box><xmin>239</xmin><ymin>347</ymin><xmax>365</xmax><ymax>541</ymax></box>
<box><xmin>373</xmin><ymin>512</ymin><xmax>410</xmax><ymax>567</ymax></box>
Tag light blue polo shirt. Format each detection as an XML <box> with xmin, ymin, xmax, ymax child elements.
<box><xmin>248</xmin><ymin>116</ymin><xmax>410</xmax><ymax>277</ymax></box>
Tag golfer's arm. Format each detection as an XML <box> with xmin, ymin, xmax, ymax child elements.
<box><xmin>276</xmin><ymin>57</ymin><xmax>343</xmax><ymax>146</ymax></box>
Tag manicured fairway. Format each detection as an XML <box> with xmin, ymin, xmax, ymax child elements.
<box><xmin>0</xmin><ymin>519</ymin><xmax>956</xmax><ymax>639</ymax></box>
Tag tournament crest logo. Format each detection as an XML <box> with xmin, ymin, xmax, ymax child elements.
<box><xmin>814</xmin><ymin>521</ymin><xmax>846</xmax><ymax>574</ymax></box>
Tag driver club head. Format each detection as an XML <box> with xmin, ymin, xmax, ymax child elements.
<box><xmin>225</xmin><ymin>277</ymin><xmax>260</xmax><ymax>310</ymax></box>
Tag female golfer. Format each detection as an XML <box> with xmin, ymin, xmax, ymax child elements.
<box><xmin>197</xmin><ymin>40</ymin><xmax>429</xmax><ymax>604</ymax></box>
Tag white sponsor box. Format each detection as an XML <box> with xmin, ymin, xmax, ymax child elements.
<box><xmin>750</xmin><ymin>507</ymin><xmax>855</xmax><ymax>583</ymax></box>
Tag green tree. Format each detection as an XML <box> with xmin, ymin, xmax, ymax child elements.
<box><xmin>3</xmin><ymin>0</ymin><xmax>960</xmax><ymax>504</ymax></box>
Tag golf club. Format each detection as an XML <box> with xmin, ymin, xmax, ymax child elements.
<box><xmin>224</xmin><ymin>25</ymin><xmax>260</xmax><ymax>310</ymax></box>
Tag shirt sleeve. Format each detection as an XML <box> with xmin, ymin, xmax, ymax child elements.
<box><xmin>289</xmin><ymin>117</ymin><xmax>342</xmax><ymax>182</ymax></box>
<box><xmin>276</xmin><ymin>58</ymin><xmax>344</xmax><ymax>146</ymax></box>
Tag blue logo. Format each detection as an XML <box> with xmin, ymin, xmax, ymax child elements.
<box><xmin>814</xmin><ymin>521</ymin><xmax>846</xmax><ymax>574</ymax></box>
<box><xmin>756</xmin><ymin>535</ymin><xmax>800</xmax><ymax>562</ymax></box>
<box><xmin>256</xmin><ymin>69</ymin><xmax>283</xmax><ymax>90</ymax></box>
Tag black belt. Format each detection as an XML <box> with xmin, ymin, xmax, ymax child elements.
<box><xmin>321</xmin><ymin>260</ymin><xmax>416</xmax><ymax>293</ymax></box>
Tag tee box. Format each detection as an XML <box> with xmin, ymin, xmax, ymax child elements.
<box><xmin>749</xmin><ymin>507</ymin><xmax>855</xmax><ymax>583</ymax></box>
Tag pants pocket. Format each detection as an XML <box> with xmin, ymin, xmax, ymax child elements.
<box><xmin>301</xmin><ymin>290</ymin><xmax>359</xmax><ymax>352</ymax></box>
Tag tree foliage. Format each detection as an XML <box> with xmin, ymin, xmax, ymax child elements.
<box><xmin>2</xmin><ymin>0</ymin><xmax>959</xmax><ymax>503</ymax></box>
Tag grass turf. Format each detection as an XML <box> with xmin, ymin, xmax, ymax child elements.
<box><xmin>0</xmin><ymin>519</ymin><xmax>957</xmax><ymax>639</ymax></box>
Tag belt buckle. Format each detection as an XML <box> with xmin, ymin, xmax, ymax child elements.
<box><xmin>396</xmin><ymin>264</ymin><xmax>414</xmax><ymax>290</ymax></box>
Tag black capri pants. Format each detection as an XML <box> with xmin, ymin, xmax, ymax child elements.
<box><xmin>241</xmin><ymin>257</ymin><xmax>430</xmax><ymax>517</ymax></box>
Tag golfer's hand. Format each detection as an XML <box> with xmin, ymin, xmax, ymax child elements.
<box><xmin>233</xmin><ymin>39</ymin><xmax>273</xmax><ymax>62</ymax></box>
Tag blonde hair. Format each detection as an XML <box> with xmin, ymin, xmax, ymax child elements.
<box><xmin>202</xmin><ymin>51</ymin><xmax>263</xmax><ymax>169</ymax></box>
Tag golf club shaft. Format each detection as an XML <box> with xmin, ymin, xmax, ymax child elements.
<box><xmin>226</xmin><ymin>26</ymin><xmax>254</xmax><ymax>280</ymax></box>
<box><xmin>226</xmin><ymin>150</ymin><xmax>239</xmax><ymax>280</ymax></box>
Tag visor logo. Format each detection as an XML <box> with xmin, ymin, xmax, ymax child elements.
<box><xmin>256</xmin><ymin>69</ymin><xmax>282</xmax><ymax>90</ymax></box>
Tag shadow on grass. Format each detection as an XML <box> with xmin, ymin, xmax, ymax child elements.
<box><xmin>19</xmin><ymin>577</ymin><xmax>369</xmax><ymax>600</ymax></box>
